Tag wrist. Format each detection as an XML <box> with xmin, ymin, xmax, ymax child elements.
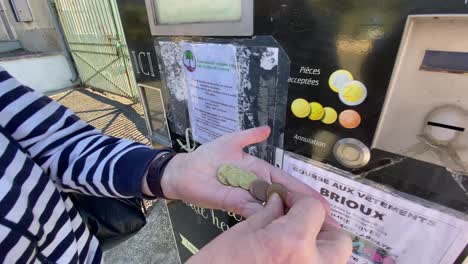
<box><xmin>143</xmin><ymin>150</ymin><xmax>179</xmax><ymax>199</ymax></box>
<box><xmin>160</xmin><ymin>153</ymin><xmax>188</xmax><ymax>200</ymax></box>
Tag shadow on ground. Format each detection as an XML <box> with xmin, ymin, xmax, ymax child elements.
<box><xmin>50</xmin><ymin>88</ymin><xmax>150</xmax><ymax>145</ymax></box>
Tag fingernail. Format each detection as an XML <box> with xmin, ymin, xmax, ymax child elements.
<box><xmin>267</xmin><ymin>193</ymin><xmax>281</xmax><ymax>205</ymax></box>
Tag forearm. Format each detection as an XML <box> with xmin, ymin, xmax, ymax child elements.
<box><xmin>0</xmin><ymin>68</ymin><xmax>164</xmax><ymax>198</ymax></box>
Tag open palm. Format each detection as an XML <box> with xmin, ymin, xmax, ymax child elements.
<box><xmin>162</xmin><ymin>126</ymin><xmax>327</xmax><ymax>217</ymax></box>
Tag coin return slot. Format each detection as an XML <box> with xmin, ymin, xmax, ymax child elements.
<box><xmin>427</xmin><ymin>121</ymin><xmax>465</xmax><ymax>132</ymax></box>
<box><xmin>420</xmin><ymin>50</ymin><xmax>468</xmax><ymax>74</ymax></box>
<box><xmin>341</xmin><ymin>146</ymin><xmax>361</xmax><ymax>162</ymax></box>
<box><xmin>333</xmin><ymin>138</ymin><xmax>371</xmax><ymax>169</ymax></box>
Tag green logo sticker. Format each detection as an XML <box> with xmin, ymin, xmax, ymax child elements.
<box><xmin>183</xmin><ymin>50</ymin><xmax>197</xmax><ymax>72</ymax></box>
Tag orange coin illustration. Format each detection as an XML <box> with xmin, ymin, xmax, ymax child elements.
<box><xmin>339</xmin><ymin>110</ymin><xmax>361</xmax><ymax>129</ymax></box>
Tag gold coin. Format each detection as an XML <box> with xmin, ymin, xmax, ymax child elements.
<box><xmin>339</xmin><ymin>81</ymin><xmax>367</xmax><ymax>106</ymax></box>
<box><xmin>239</xmin><ymin>171</ymin><xmax>257</xmax><ymax>190</ymax></box>
<box><xmin>266</xmin><ymin>183</ymin><xmax>288</xmax><ymax>203</ymax></box>
<box><xmin>216</xmin><ymin>164</ymin><xmax>232</xmax><ymax>185</ymax></box>
<box><xmin>291</xmin><ymin>98</ymin><xmax>311</xmax><ymax>118</ymax></box>
<box><xmin>226</xmin><ymin>170</ymin><xmax>241</xmax><ymax>187</ymax></box>
<box><xmin>322</xmin><ymin>107</ymin><xmax>338</xmax><ymax>125</ymax></box>
<box><xmin>217</xmin><ymin>172</ymin><xmax>229</xmax><ymax>185</ymax></box>
<box><xmin>309</xmin><ymin>102</ymin><xmax>325</xmax><ymax>121</ymax></box>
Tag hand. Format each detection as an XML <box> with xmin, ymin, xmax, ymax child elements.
<box><xmin>187</xmin><ymin>192</ymin><xmax>352</xmax><ymax>264</ymax></box>
<box><xmin>161</xmin><ymin>126</ymin><xmax>330</xmax><ymax>217</ymax></box>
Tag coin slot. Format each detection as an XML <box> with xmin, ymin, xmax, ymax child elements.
<box><xmin>420</xmin><ymin>50</ymin><xmax>468</xmax><ymax>74</ymax></box>
<box><xmin>427</xmin><ymin>121</ymin><xmax>465</xmax><ymax>132</ymax></box>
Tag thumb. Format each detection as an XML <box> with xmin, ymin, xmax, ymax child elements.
<box><xmin>236</xmin><ymin>193</ymin><xmax>284</xmax><ymax>233</ymax></box>
<box><xmin>221</xmin><ymin>126</ymin><xmax>271</xmax><ymax>149</ymax></box>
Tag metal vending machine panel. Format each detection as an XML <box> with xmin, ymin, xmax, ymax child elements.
<box><xmin>374</xmin><ymin>15</ymin><xmax>468</xmax><ymax>173</ymax></box>
<box><xmin>116</xmin><ymin>1</ymin><xmax>468</xmax><ymax>263</ymax></box>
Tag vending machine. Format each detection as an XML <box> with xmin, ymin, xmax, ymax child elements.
<box><xmin>116</xmin><ymin>1</ymin><xmax>468</xmax><ymax>263</ymax></box>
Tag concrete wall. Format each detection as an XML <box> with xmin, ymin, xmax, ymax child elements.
<box><xmin>0</xmin><ymin>53</ymin><xmax>75</xmax><ymax>93</ymax></box>
<box><xmin>0</xmin><ymin>0</ymin><xmax>62</xmax><ymax>52</ymax></box>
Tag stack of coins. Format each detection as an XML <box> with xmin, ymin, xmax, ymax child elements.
<box><xmin>217</xmin><ymin>164</ymin><xmax>288</xmax><ymax>203</ymax></box>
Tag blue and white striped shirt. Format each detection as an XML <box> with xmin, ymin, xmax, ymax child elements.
<box><xmin>0</xmin><ymin>68</ymin><xmax>161</xmax><ymax>263</ymax></box>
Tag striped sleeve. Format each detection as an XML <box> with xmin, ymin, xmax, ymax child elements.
<box><xmin>0</xmin><ymin>67</ymin><xmax>160</xmax><ymax>198</ymax></box>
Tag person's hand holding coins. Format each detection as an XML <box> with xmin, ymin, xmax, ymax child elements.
<box><xmin>160</xmin><ymin>126</ymin><xmax>329</xmax><ymax>217</ymax></box>
<box><xmin>187</xmin><ymin>192</ymin><xmax>352</xmax><ymax>264</ymax></box>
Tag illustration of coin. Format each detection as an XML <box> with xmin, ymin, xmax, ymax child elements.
<box><xmin>309</xmin><ymin>102</ymin><xmax>325</xmax><ymax>121</ymax></box>
<box><xmin>291</xmin><ymin>98</ymin><xmax>311</xmax><ymax>118</ymax></box>
<box><xmin>329</xmin><ymin>70</ymin><xmax>354</xmax><ymax>93</ymax></box>
<box><xmin>322</xmin><ymin>107</ymin><xmax>338</xmax><ymax>124</ymax></box>
<box><xmin>339</xmin><ymin>81</ymin><xmax>367</xmax><ymax>106</ymax></box>
<box><xmin>339</xmin><ymin>110</ymin><xmax>362</xmax><ymax>129</ymax></box>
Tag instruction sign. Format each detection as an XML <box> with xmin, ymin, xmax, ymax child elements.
<box><xmin>283</xmin><ymin>153</ymin><xmax>468</xmax><ymax>264</ymax></box>
<box><xmin>180</xmin><ymin>42</ymin><xmax>240</xmax><ymax>144</ymax></box>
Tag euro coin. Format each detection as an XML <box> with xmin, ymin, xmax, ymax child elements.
<box><xmin>216</xmin><ymin>164</ymin><xmax>231</xmax><ymax>185</ymax></box>
<box><xmin>321</xmin><ymin>107</ymin><xmax>338</xmax><ymax>125</ymax></box>
<box><xmin>291</xmin><ymin>98</ymin><xmax>311</xmax><ymax>118</ymax></box>
<box><xmin>266</xmin><ymin>183</ymin><xmax>288</xmax><ymax>203</ymax></box>
<box><xmin>339</xmin><ymin>110</ymin><xmax>361</xmax><ymax>129</ymax></box>
<box><xmin>226</xmin><ymin>169</ymin><xmax>241</xmax><ymax>187</ymax></box>
<box><xmin>329</xmin><ymin>70</ymin><xmax>354</xmax><ymax>93</ymax></box>
<box><xmin>239</xmin><ymin>171</ymin><xmax>257</xmax><ymax>190</ymax></box>
<box><xmin>249</xmin><ymin>179</ymin><xmax>270</xmax><ymax>202</ymax></box>
<box><xmin>309</xmin><ymin>102</ymin><xmax>325</xmax><ymax>121</ymax></box>
<box><xmin>339</xmin><ymin>81</ymin><xmax>367</xmax><ymax>106</ymax></box>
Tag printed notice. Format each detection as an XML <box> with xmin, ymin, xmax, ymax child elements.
<box><xmin>283</xmin><ymin>153</ymin><xmax>468</xmax><ymax>264</ymax></box>
<box><xmin>180</xmin><ymin>42</ymin><xmax>240</xmax><ymax>144</ymax></box>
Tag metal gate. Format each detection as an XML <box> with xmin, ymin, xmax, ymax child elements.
<box><xmin>53</xmin><ymin>0</ymin><xmax>138</xmax><ymax>99</ymax></box>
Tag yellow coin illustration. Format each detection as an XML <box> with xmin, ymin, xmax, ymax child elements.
<box><xmin>309</xmin><ymin>102</ymin><xmax>325</xmax><ymax>121</ymax></box>
<box><xmin>322</xmin><ymin>107</ymin><xmax>338</xmax><ymax>124</ymax></box>
<box><xmin>291</xmin><ymin>98</ymin><xmax>311</xmax><ymax>118</ymax></box>
<box><xmin>329</xmin><ymin>70</ymin><xmax>354</xmax><ymax>93</ymax></box>
<box><xmin>339</xmin><ymin>81</ymin><xmax>367</xmax><ymax>106</ymax></box>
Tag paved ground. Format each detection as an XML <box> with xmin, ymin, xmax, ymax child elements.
<box><xmin>49</xmin><ymin>88</ymin><xmax>180</xmax><ymax>264</ymax></box>
<box><xmin>50</xmin><ymin>88</ymin><xmax>150</xmax><ymax>145</ymax></box>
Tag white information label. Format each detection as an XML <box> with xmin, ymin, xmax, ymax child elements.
<box><xmin>283</xmin><ymin>153</ymin><xmax>468</xmax><ymax>264</ymax></box>
<box><xmin>180</xmin><ymin>42</ymin><xmax>240</xmax><ymax>144</ymax></box>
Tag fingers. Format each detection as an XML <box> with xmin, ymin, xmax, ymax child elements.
<box><xmin>235</xmin><ymin>193</ymin><xmax>284</xmax><ymax>233</ymax></box>
<box><xmin>219</xmin><ymin>126</ymin><xmax>271</xmax><ymax>149</ymax></box>
<box><xmin>238</xmin><ymin>202</ymin><xmax>265</xmax><ymax>218</ymax></box>
<box><xmin>271</xmin><ymin>168</ymin><xmax>331</xmax><ymax>213</ymax></box>
<box><xmin>281</xmin><ymin>192</ymin><xmax>327</xmax><ymax>238</ymax></box>
<box><xmin>324</xmin><ymin>215</ymin><xmax>341</xmax><ymax>229</ymax></box>
<box><xmin>217</xmin><ymin>186</ymin><xmax>264</xmax><ymax>217</ymax></box>
<box><xmin>317</xmin><ymin>225</ymin><xmax>353</xmax><ymax>264</ymax></box>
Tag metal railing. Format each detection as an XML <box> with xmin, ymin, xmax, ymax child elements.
<box><xmin>53</xmin><ymin>0</ymin><xmax>139</xmax><ymax>100</ymax></box>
